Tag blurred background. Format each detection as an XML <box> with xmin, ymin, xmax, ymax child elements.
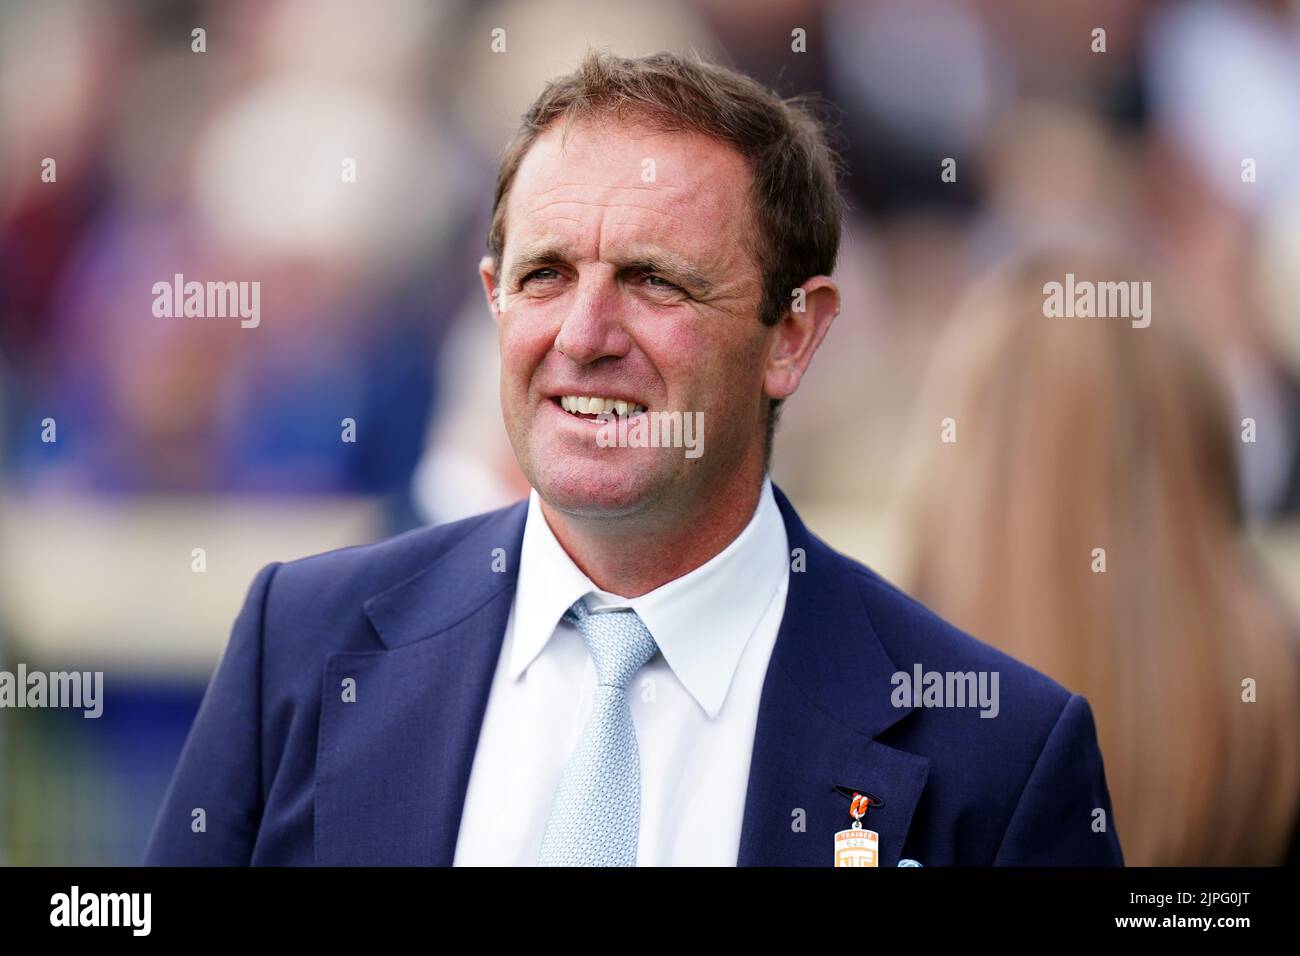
<box><xmin>1</xmin><ymin>0</ymin><xmax>1298</xmax><ymax>865</ymax></box>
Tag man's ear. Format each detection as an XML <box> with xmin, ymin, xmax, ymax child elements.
<box><xmin>479</xmin><ymin>255</ymin><xmax>502</xmax><ymax>324</ymax></box>
<box><xmin>763</xmin><ymin>276</ymin><xmax>840</xmax><ymax>402</ymax></box>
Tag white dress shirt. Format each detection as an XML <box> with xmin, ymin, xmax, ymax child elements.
<box><xmin>453</xmin><ymin>477</ymin><xmax>790</xmax><ymax>866</ymax></box>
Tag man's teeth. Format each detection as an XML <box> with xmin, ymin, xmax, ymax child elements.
<box><xmin>559</xmin><ymin>396</ymin><xmax>646</xmax><ymax>416</ymax></box>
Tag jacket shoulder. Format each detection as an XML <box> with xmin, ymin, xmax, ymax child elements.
<box><xmin>278</xmin><ymin>504</ymin><xmax>518</xmax><ymax>594</ymax></box>
<box><xmin>843</xmin><ymin>554</ymin><xmax>1073</xmax><ymax>715</ymax></box>
<box><xmin>255</xmin><ymin>501</ymin><xmax>525</xmax><ymax>657</ymax></box>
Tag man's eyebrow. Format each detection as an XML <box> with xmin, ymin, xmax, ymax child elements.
<box><xmin>613</xmin><ymin>253</ymin><xmax>712</xmax><ymax>292</ymax></box>
<box><xmin>506</xmin><ymin>242</ymin><xmax>713</xmax><ymax>292</ymax></box>
<box><xmin>506</xmin><ymin>244</ymin><xmax>570</xmax><ymax>282</ymax></box>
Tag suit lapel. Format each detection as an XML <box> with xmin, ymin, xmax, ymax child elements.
<box><xmin>314</xmin><ymin>504</ymin><xmax>527</xmax><ymax>865</ymax></box>
<box><xmin>738</xmin><ymin>486</ymin><xmax>930</xmax><ymax>866</ymax></box>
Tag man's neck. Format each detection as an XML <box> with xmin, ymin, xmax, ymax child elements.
<box><xmin>538</xmin><ymin>473</ymin><xmax>768</xmax><ymax>598</ymax></box>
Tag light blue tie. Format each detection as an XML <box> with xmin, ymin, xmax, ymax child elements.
<box><xmin>537</xmin><ymin>598</ymin><xmax>660</xmax><ymax>866</ymax></box>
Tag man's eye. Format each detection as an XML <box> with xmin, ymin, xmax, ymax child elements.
<box><xmin>521</xmin><ymin>268</ymin><xmax>560</xmax><ymax>286</ymax></box>
<box><xmin>643</xmin><ymin>274</ymin><xmax>683</xmax><ymax>293</ymax></box>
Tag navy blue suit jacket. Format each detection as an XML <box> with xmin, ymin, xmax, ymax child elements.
<box><xmin>144</xmin><ymin>485</ymin><xmax>1123</xmax><ymax>866</ymax></box>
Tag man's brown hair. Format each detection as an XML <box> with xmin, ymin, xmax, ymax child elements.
<box><xmin>486</xmin><ymin>49</ymin><xmax>846</xmax><ymax>469</ymax></box>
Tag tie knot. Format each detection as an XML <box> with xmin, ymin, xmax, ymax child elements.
<box><xmin>563</xmin><ymin>599</ymin><xmax>659</xmax><ymax>688</ymax></box>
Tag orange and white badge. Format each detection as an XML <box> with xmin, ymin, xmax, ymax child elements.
<box><xmin>834</xmin><ymin>792</ymin><xmax>879</xmax><ymax>867</ymax></box>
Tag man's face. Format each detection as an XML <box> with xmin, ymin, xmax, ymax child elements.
<box><xmin>483</xmin><ymin>116</ymin><xmax>772</xmax><ymax>519</ymax></box>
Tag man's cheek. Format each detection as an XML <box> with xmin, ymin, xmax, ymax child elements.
<box><xmin>500</xmin><ymin>332</ymin><xmax>539</xmax><ymax>392</ymax></box>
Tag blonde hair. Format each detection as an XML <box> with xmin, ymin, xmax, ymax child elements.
<box><xmin>896</xmin><ymin>250</ymin><xmax>1300</xmax><ymax>865</ymax></box>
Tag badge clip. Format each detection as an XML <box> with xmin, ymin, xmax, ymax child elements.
<box><xmin>833</xmin><ymin>791</ymin><xmax>880</xmax><ymax>867</ymax></box>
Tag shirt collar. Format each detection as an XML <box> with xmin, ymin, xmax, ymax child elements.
<box><xmin>509</xmin><ymin>477</ymin><xmax>789</xmax><ymax>718</ymax></box>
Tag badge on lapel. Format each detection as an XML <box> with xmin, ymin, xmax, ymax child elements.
<box><xmin>833</xmin><ymin>789</ymin><xmax>882</xmax><ymax>867</ymax></box>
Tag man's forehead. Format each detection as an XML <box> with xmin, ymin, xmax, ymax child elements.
<box><xmin>525</xmin><ymin>112</ymin><xmax>749</xmax><ymax>179</ymax></box>
<box><xmin>501</xmin><ymin>117</ymin><xmax>756</xmax><ymax>271</ymax></box>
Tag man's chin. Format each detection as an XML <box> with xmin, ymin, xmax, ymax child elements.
<box><xmin>530</xmin><ymin>462</ymin><xmax>668</xmax><ymax>519</ymax></box>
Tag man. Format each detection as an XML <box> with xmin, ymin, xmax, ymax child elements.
<box><xmin>145</xmin><ymin>51</ymin><xmax>1123</xmax><ymax>867</ymax></box>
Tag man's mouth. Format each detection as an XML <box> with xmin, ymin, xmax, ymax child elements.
<box><xmin>554</xmin><ymin>395</ymin><xmax>648</xmax><ymax>422</ymax></box>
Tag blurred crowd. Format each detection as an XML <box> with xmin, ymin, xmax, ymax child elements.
<box><xmin>1</xmin><ymin>0</ymin><xmax>1298</xmax><ymax>865</ymax></box>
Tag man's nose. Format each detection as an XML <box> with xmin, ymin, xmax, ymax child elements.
<box><xmin>553</xmin><ymin>271</ymin><xmax>631</xmax><ymax>364</ymax></box>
